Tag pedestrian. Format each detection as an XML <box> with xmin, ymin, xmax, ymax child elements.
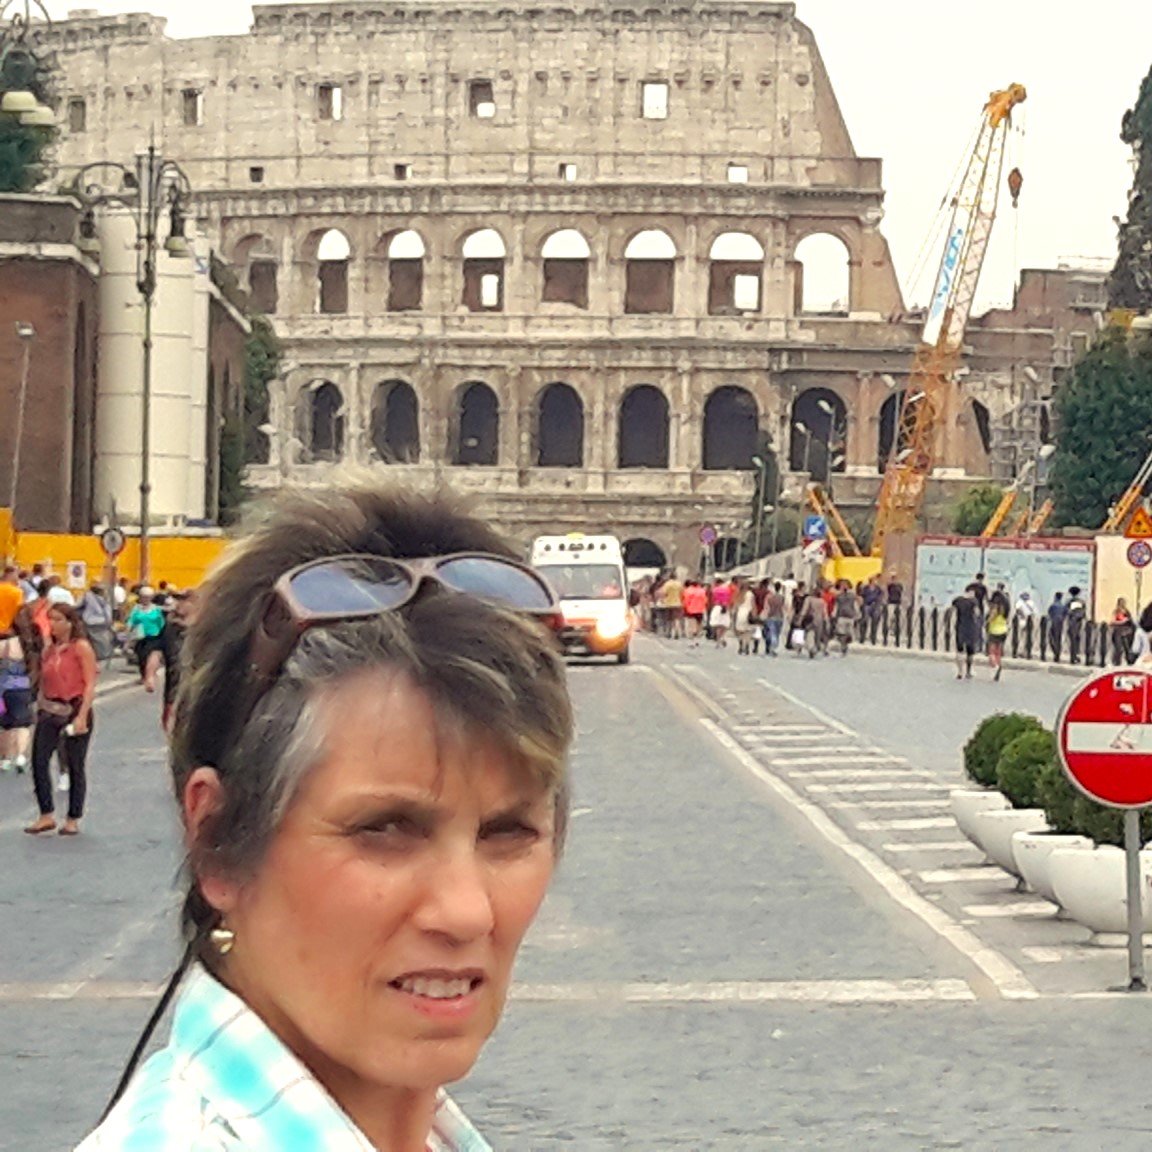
<box><xmin>42</xmin><ymin>574</ymin><xmax>75</xmax><ymax>607</ymax></box>
<box><xmin>126</xmin><ymin>586</ymin><xmax>167</xmax><ymax>692</ymax></box>
<box><xmin>78</xmin><ymin>480</ymin><xmax>573</xmax><ymax>1150</ymax></box>
<box><xmin>989</xmin><ymin>581</ymin><xmax>1010</xmax><ymax>619</ymax></box>
<box><xmin>682</xmin><ymin>579</ymin><xmax>707</xmax><ymax>645</ymax></box>
<box><xmin>732</xmin><ymin>579</ymin><xmax>757</xmax><ymax>655</ymax></box>
<box><xmin>659</xmin><ymin>570</ymin><xmax>684</xmax><ymax>640</ymax></box>
<box><xmin>800</xmin><ymin>585</ymin><xmax>828</xmax><ymax>659</ymax></box>
<box><xmin>709</xmin><ymin>577</ymin><xmax>732</xmax><ymax>647</ymax></box>
<box><xmin>1047</xmin><ymin>591</ymin><xmax>1067</xmax><ymax>661</ymax></box>
<box><xmin>761</xmin><ymin>581</ymin><xmax>786</xmax><ymax>656</ymax></box>
<box><xmin>0</xmin><ymin>613</ymin><xmax>34</xmax><ymax>775</ymax></box>
<box><xmin>833</xmin><ymin>580</ymin><xmax>860</xmax><ymax>656</ymax></box>
<box><xmin>885</xmin><ymin>569</ymin><xmax>904</xmax><ymax>634</ymax></box>
<box><xmin>161</xmin><ymin>590</ymin><xmax>197</xmax><ymax>733</ymax></box>
<box><xmin>952</xmin><ymin>585</ymin><xmax>980</xmax><ymax>680</ymax></box>
<box><xmin>0</xmin><ymin>566</ymin><xmax>24</xmax><ymax>630</ymax></box>
<box><xmin>861</xmin><ymin>575</ymin><xmax>884</xmax><ymax>643</ymax></box>
<box><xmin>1066</xmin><ymin>586</ymin><xmax>1087</xmax><ymax>664</ymax></box>
<box><xmin>986</xmin><ymin>594</ymin><xmax>1009</xmax><ymax>681</ymax></box>
<box><xmin>1111</xmin><ymin>597</ymin><xmax>1137</xmax><ymax>666</ymax></box>
<box><xmin>24</xmin><ymin>603</ymin><xmax>98</xmax><ymax>837</ymax></box>
<box><xmin>1014</xmin><ymin>590</ymin><xmax>1036</xmax><ymax>620</ymax></box>
<box><xmin>80</xmin><ymin>582</ymin><xmax>115</xmax><ymax>662</ymax></box>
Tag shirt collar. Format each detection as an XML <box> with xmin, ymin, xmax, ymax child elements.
<box><xmin>170</xmin><ymin>964</ymin><xmax>490</xmax><ymax>1152</ymax></box>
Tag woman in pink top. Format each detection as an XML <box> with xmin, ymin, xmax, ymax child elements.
<box><xmin>25</xmin><ymin>603</ymin><xmax>98</xmax><ymax>837</ymax></box>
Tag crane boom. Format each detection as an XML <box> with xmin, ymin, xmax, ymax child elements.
<box><xmin>872</xmin><ymin>84</ymin><xmax>1027</xmax><ymax>561</ymax></box>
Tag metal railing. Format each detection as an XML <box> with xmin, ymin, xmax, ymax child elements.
<box><xmin>854</xmin><ymin>606</ymin><xmax>1125</xmax><ymax>669</ymax></box>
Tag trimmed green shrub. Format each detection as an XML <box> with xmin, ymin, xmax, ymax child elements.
<box><xmin>1069</xmin><ymin>798</ymin><xmax>1152</xmax><ymax>848</ymax></box>
<box><xmin>1036</xmin><ymin>759</ymin><xmax>1081</xmax><ymax>835</ymax></box>
<box><xmin>963</xmin><ymin>713</ymin><xmax>1046</xmax><ymax>788</ymax></box>
<box><xmin>996</xmin><ymin>729</ymin><xmax>1058</xmax><ymax>809</ymax></box>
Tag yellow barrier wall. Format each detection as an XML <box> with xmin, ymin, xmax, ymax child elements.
<box><xmin>823</xmin><ymin>555</ymin><xmax>884</xmax><ymax>587</ymax></box>
<box><xmin>1094</xmin><ymin>534</ymin><xmax>1149</xmax><ymax>621</ymax></box>
<box><xmin>11</xmin><ymin>531</ymin><xmax>228</xmax><ymax>590</ymax></box>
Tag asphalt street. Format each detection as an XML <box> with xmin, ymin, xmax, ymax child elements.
<box><xmin>4</xmin><ymin>642</ymin><xmax>1152</xmax><ymax>1150</ymax></box>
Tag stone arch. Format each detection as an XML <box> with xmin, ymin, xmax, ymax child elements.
<box><xmin>624</xmin><ymin>228</ymin><xmax>677</xmax><ymax>314</ymax></box>
<box><xmin>232</xmin><ymin>232</ymin><xmax>280</xmax><ymax>314</ymax></box>
<box><xmin>541</xmin><ymin>228</ymin><xmax>591</xmax><ymax>309</ymax></box>
<box><xmin>794</xmin><ymin>232</ymin><xmax>851</xmax><ymax>315</ymax></box>
<box><xmin>385</xmin><ymin>229</ymin><xmax>426</xmax><ymax>312</ymax></box>
<box><xmin>461</xmin><ymin>228</ymin><xmax>506</xmax><ymax>312</ymax></box>
<box><xmin>971</xmin><ymin>398</ymin><xmax>992</xmax><ymax>456</ymax></box>
<box><xmin>623</xmin><ymin>538</ymin><xmax>667</xmax><ymax>569</ymax></box>
<box><xmin>451</xmin><ymin>381</ymin><xmax>500</xmax><ymax>466</ymax></box>
<box><xmin>617</xmin><ymin>384</ymin><xmax>670</xmax><ymax>469</ymax></box>
<box><xmin>314</xmin><ymin>227</ymin><xmax>352</xmax><ymax>315</ymax></box>
<box><xmin>878</xmin><ymin>391</ymin><xmax>911</xmax><ymax>473</ymax></box>
<box><xmin>371</xmin><ymin>379</ymin><xmax>420</xmax><ymax>463</ymax></box>
<box><xmin>708</xmin><ymin>231</ymin><xmax>764</xmax><ymax>315</ymax></box>
<box><xmin>703</xmin><ymin>386</ymin><xmax>759</xmax><ymax>471</ymax></box>
<box><xmin>535</xmin><ymin>382</ymin><xmax>584</xmax><ymax>467</ymax></box>
<box><xmin>790</xmin><ymin>388</ymin><xmax>848</xmax><ymax>478</ymax></box>
<box><xmin>307</xmin><ymin>381</ymin><xmax>345</xmax><ymax>461</ymax></box>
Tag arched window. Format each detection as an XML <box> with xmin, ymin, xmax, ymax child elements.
<box><xmin>453</xmin><ymin>382</ymin><xmax>500</xmax><ymax>466</ymax></box>
<box><xmin>541</xmin><ymin>229</ymin><xmax>591</xmax><ymax>309</ymax></box>
<box><xmin>790</xmin><ymin>388</ymin><xmax>848</xmax><ymax>479</ymax></box>
<box><xmin>536</xmin><ymin>383</ymin><xmax>584</xmax><ymax>467</ymax></box>
<box><xmin>793</xmin><ymin>233</ymin><xmax>851</xmax><ymax>315</ymax></box>
<box><xmin>708</xmin><ymin>232</ymin><xmax>764</xmax><ymax>315</ymax></box>
<box><xmin>702</xmin><ymin>386</ymin><xmax>758</xmax><ymax>470</ymax></box>
<box><xmin>878</xmin><ymin>391</ymin><xmax>914</xmax><ymax>473</ymax></box>
<box><xmin>371</xmin><ymin>380</ymin><xmax>420</xmax><ymax>463</ymax></box>
<box><xmin>387</xmin><ymin>230</ymin><xmax>425</xmax><ymax>312</ymax></box>
<box><xmin>624</xmin><ymin>229</ymin><xmax>676</xmax><ymax>314</ymax></box>
<box><xmin>309</xmin><ymin>381</ymin><xmax>345</xmax><ymax>461</ymax></box>
<box><xmin>971</xmin><ymin>399</ymin><xmax>992</xmax><ymax>456</ymax></box>
<box><xmin>317</xmin><ymin>229</ymin><xmax>351</xmax><ymax>315</ymax></box>
<box><xmin>623</xmin><ymin>538</ymin><xmax>667</xmax><ymax>570</ymax></box>
<box><xmin>233</xmin><ymin>235</ymin><xmax>279</xmax><ymax>314</ymax></box>
<box><xmin>617</xmin><ymin>385</ymin><xmax>670</xmax><ymax>468</ymax></box>
<box><xmin>462</xmin><ymin>228</ymin><xmax>506</xmax><ymax>312</ymax></box>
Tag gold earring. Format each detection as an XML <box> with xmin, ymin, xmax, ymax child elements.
<box><xmin>209</xmin><ymin>924</ymin><xmax>235</xmax><ymax>955</ymax></box>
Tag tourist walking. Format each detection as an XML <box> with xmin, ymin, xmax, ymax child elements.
<box><xmin>1047</xmin><ymin>591</ymin><xmax>1067</xmax><ymax>661</ymax></box>
<box><xmin>832</xmin><ymin>581</ymin><xmax>860</xmax><ymax>656</ymax></box>
<box><xmin>800</xmin><ymin>585</ymin><xmax>829</xmax><ymax>658</ymax></box>
<box><xmin>709</xmin><ymin>577</ymin><xmax>732</xmax><ymax>647</ymax></box>
<box><xmin>732</xmin><ymin>580</ymin><xmax>757</xmax><ymax>655</ymax></box>
<box><xmin>1111</xmin><ymin>597</ymin><xmax>1137</xmax><ymax>666</ymax></box>
<box><xmin>126</xmin><ymin>586</ymin><xmax>167</xmax><ymax>692</ymax></box>
<box><xmin>682</xmin><ymin>579</ymin><xmax>707</xmax><ymax>644</ymax></box>
<box><xmin>761</xmin><ymin>581</ymin><xmax>786</xmax><ymax>656</ymax></box>
<box><xmin>0</xmin><ymin>618</ymin><xmax>34</xmax><ymax>775</ymax></box>
<box><xmin>1067</xmin><ymin>586</ymin><xmax>1088</xmax><ymax>664</ymax></box>
<box><xmin>952</xmin><ymin>585</ymin><xmax>980</xmax><ymax>680</ymax></box>
<box><xmin>986</xmin><ymin>595</ymin><xmax>1009</xmax><ymax>681</ymax></box>
<box><xmin>79</xmin><ymin>582</ymin><xmax>115</xmax><ymax>662</ymax></box>
<box><xmin>24</xmin><ymin>604</ymin><xmax>98</xmax><ymax>837</ymax></box>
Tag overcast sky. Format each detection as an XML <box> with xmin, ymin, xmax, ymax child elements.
<box><xmin>38</xmin><ymin>0</ymin><xmax>1152</xmax><ymax>312</ymax></box>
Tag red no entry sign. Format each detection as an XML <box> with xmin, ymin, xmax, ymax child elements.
<box><xmin>1058</xmin><ymin>669</ymin><xmax>1152</xmax><ymax>808</ymax></box>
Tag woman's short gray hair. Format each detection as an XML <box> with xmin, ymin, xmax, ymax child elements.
<box><xmin>170</xmin><ymin>480</ymin><xmax>573</xmax><ymax>951</ymax></box>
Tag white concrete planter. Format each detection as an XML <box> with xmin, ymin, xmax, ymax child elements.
<box><xmin>1049</xmin><ymin>846</ymin><xmax>1152</xmax><ymax>943</ymax></box>
<box><xmin>966</xmin><ymin>807</ymin><xmax>1049</xmax><ymax>877</ymax></box>
<box><xmin>1011</xmin><ymin>831</ymin><xmax>1093</xmax><ymax>905</ymax></box>
<box><xmin>950</xmin><ymin>788</ymin><xmax>1010</xmax><ymax>849</ymax></box>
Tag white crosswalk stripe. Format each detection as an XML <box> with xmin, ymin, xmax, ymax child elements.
<box><xmin>806</xmin><ymin>781</ymin><xmax>946</xmax><ymax>794</ymax></box>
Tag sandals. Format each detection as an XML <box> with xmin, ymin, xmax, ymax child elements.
<box><xmin>58</xmin><ymin>822</ymin><xmax>81</xmax><ymax>837</ymax></box>
<box><xmin>23</xmin><ymin>818</ymin><xmax>57</xmax><ymax>836</ymax></box>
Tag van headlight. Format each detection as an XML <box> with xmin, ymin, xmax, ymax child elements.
<box><xmin>595</xmin><ymin>608</ymin><xmax>631</xmax><ymax>640</ymax></box>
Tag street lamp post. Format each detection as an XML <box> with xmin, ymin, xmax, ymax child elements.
<box><xmin>71</xmin><ymin>146</ymin><xmax>193</xmax><ymax>584</ymax></box>
<box><xmin>7</xmin><ymin>321</ymin><xmax>34</xmax><ymax>524</ymax></box>
<box><xmin>751</xmin><ymin>454</ymin><xmax>769</xmax><ymax>561</ymax></box>
<box><xmin>0</xmin><ymin>2</ymin><xmax>56</xmax><ymax>129</ymax></box>
<box><xmin>795</xmin><ymin>422</ymin><xmax>813</xmax><ymax>476</ymax></box>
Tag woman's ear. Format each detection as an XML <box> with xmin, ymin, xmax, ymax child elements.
<box><xmin>183</xmin><ymin>767</ymin><xmax>237</xmax><ymax>913</ymax></box>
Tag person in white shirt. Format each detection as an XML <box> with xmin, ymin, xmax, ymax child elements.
<box><xmin>1014</xmin><ymin>590</ymin><xmax>1037</xmax><ymax>619</ymax></box>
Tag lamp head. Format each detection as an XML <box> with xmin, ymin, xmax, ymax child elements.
<box><xmin>15</xmin><ymin>322</ymin><xmax>35</xmax><ymax>340</ymax></box>
<box><xmin>164</xmin><ymin>204</ymin><xmax>190</xmax><ymax>257</ymax></box>
<box><xmin>0</xmin><ymin>90</ymin><xmax>37</xmax><ymax>116</ymax></box>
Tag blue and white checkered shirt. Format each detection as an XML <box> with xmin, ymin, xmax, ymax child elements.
<box><xmin>77</xmin><ymin>964</ymin><xmax>492</xmax><ymax>1151</ymax></box>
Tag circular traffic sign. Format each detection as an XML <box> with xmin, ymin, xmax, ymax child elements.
<box><xmin>1128</xmin><ymin>540</ymin><xmax>1152</xmax><ymax>569</ymax></box>
<box><xmin>1058</xmin><ymin>669</ymin><xmax>1152</xmax><ymax>808</ymax></box>
<box><xmin>100</xmin><ymin>527</ymin><xmax>126</xmax><ymax>558</ymax></box>
<box><xmin>699</xmin><ymin>525</ymin><xmax>718</xmax><ymax>546</ymax></box>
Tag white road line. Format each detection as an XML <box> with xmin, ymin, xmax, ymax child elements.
<box><xmin>1021</xmin><ymin>947</ymin><xmax>1066</xmax><ymax>964</ymax></box>
<box><xmin>756</xmin><ymin>679</ymin><xmax>858</xmax><ymax>736</ymax></box>
<box><xmin>806</xmin><ymin>782</ymin><xmax>946</xmax><ymax>794</ymax></box>
<box><xmin>700</xmin><ymin>719</ymin><xmax>1035</xmax><ymax>1001</ymax></box>
<box><xmin>919</xmin><ymin>867</ymin><xmax>1008</xmax><ymax>884</ymax></box>
<box><xmin>0</xmin><ymin>981</ymin><xmax>163</xmax><ymax>1002</ymax></box>
<box><xmin>856</xmin><ymin>817</ymin><xmax>956</xmax><ymax>831</ymax></box>
<box><xmin>511</xmin><ymin>979</ymin><xmax>976</xmax><ymax>1004</ymax></box>
<box><xmin>963</xmin><ymin>902</ymin><xmax>1058</xmax><ymax>918</ymax></box>
<box><xmin>741</xmin><ymin>733</ymin><xmax>847</xmax><ymax>744</ymax></box>
<box><xmin>829</xmin><ymin>800</ymin><xmax>951</xmax><ymax>811</ymax></box>
<box><xmin>788</xmin><ymin>768</ymin><xmax>919</xmax><ymax>780</ymax></box>
<box><xmin>768</xmin><ymin>754</ymin><xmax>906</xmax><ymax>767</ymax></box>
<box><xmin>732</xmin><ymin>724</ymin><xmax>829</xmax><ymax>734</ymax></box>
<box><xmin>884</xmin><ymin>841</ymin><xmax>982</xmax><ymax>853</ymax></box>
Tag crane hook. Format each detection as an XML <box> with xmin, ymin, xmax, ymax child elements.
<box><xmin>1008</xmin><ymin>167</ymin><xmax>1023</xmax><ymax>209</ymax></box>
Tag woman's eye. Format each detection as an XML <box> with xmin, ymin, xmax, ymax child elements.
<box><xmin>357</xmin><ymin>815</ymin><xmax>422</xmax><ymax>840</ymax></box>
<box><xmin>481</xmin><ymin>819</ymin><xmax>540</xmax><ymax>843</ymax></box>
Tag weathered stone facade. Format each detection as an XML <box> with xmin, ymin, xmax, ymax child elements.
<box><xmin>40</xmin><ymin>0</ymin><xmax>1028</xmax><ymax>564</ymax></box>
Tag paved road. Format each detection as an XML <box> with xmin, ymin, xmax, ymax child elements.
<box><xmin>4</xmin><ymin>645</ymin><xmax>1152</xmax><ymax>1149</ymax></box>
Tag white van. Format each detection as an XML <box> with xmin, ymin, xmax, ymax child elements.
<box><xmin>530</xmin><ymin>534</ymin><xmax>633</xmax><ymax>663</ymax></box>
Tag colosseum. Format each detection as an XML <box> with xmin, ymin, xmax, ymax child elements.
<box><xmin>39</xmin><ymin>0</ymin><xmax>1083</xmax><ymax>567</ymax></box>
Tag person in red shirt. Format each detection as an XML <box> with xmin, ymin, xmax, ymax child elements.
<box><xmin>24</xmin><ymin>603</ymin><xmax>98</xmax><ymax>837</ymax></box>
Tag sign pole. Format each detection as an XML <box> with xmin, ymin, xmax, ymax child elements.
<box><xmin>1125</xmin><ymin>810</ymin><xmax>1147</xmax><ymax>991</ymax></box>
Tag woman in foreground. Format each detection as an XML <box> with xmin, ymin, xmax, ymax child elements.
<box><xmin>79</xmin><ymin>481</ymin><xmax>573</xmax><ymax>1151</ymax></box>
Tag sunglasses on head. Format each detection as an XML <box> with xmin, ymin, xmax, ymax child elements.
<box><xmin>248</xmin><ymin>552</ymin><xmax>560</xmax><ymax>688</ymax></box>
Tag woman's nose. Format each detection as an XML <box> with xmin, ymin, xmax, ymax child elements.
<box><xmin>414</xmin><ymin>849</ymin><xmax>496</xmax><ymax>943</ymax></box>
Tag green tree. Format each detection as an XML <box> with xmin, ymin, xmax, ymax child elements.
<box><xmin>243</xmin><ymin>316</ymin><xmax>282</xmax><ymax>465</ymax></box>
<box><xmin>0</xmin><ymin>36</ymin><xmax>56</xmax><ymax>193</ymax></box>
<box><xmin>952</xmin><ymin>483</ymin><xmax>1004</xmax><ymax>536</ymax></box>
<box><xmin>1110</xmin><ymin>63</ymin><xmax>1152</xmax><ymax>311</ymax></box>
<box><xmin>216</xmin><ymin>413</ymin><xmax>246</xmax><ymax>526</ymax></box>
<box><xmin>1048</xmin><ymin>328</ymin><xmax>1152</xmax><ymax>528</ymax></box>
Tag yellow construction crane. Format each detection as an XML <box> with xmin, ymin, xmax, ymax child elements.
<box><xmin>807</xmin><ymin>484</ymin><xmax>862</xmax><ymax>559</ymax></box>
<box><xmin>872</xmin><ymin>84</ymin><xmax>1027</xmax><ymax>569</ymax></box>
<box><xmin>1101</xmin><ymin>447</ymin><xmax>1152</xmax><ymax>533</ymax></box>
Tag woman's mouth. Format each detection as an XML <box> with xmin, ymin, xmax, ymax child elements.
<box><xmin>389</xmin><ymin>974</ymin><xmax>482</xmax><ymax>1000</ymax></box>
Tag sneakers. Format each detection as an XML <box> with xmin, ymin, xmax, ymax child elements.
<box><xmin>0</xmin><ymin>759</ymin><xmax>9</xmax><ymax>773</ymax></box>
<box><xmin>13</xmin><ymin>755</ymin><xmax>26</xmax><ymax>774</ymax></box>
<box><xmin>58</xmin><ymin>773</ymin><xmax>70</xmax><ymax>793</ymax></box>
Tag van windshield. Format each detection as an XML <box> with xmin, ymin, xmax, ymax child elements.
<box><xmin>536</xmin><ymin>563</ymin><xmax>625</xmax><ymax>601</ymax></box>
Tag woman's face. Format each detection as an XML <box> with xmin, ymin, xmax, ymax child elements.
<box><xmin>48</xmin><ymin>611</ymin><xmax>71</xmax><ymax>643</ymax></box>
<box><xmin>212</xmin><ymin>671</ymin><xmax>557</xmax><ymax>1105</ymax></box>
